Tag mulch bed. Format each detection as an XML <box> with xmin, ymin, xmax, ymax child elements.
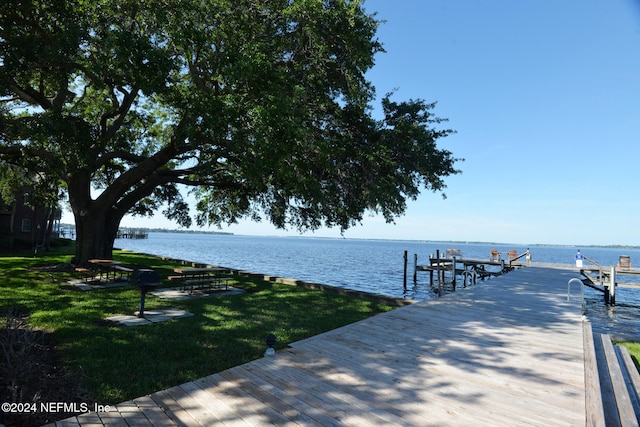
<box><xmin>0</xmin><ymin>308</ymin><xmax>93</xmax><ymax>427</ymax></box>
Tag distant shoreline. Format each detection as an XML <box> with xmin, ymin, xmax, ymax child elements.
<box><xmin>125</xmin><ymin>230</ymin><xmax>640</xmax><ymax>250</ymax></box>
<box><xmin>61</xmin><ymin>223</ymin><xmax>640</xmax><ymax>249</ymax></box>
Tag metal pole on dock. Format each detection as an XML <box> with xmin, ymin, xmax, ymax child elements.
<box><xmin>429</xmin><ymin>253</ymin><xmax>434</xmax><ymax>285</ymax></box>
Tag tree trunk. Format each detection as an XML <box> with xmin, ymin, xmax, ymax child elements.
<box><xmin>72</xmin><ymin>210</ymin><xmax>123</xmax><ymax>266</ymax></box>
<box><xmin>43</xmin><ymin>208</ymin><xmax>55</xmax><ymax>251</ymax></box>
<box><xmin>66</xmin><ymin>149</ymin><xmax>174</xmax><ymax>265</ymax></box>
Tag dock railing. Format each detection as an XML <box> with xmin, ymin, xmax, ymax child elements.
<box><xmin>580</xmin><ymin>256</ymin><xmax>622</xmax><ymax>304</ymax></box>
<box><xmin>583</xmin><ymin>256</ymin><xmax>605</xmax><ymax>285</ymax></box>
<box><xmin>508</xmin><ymin>250</ymin><xmax>530</xmax><ymax>268</ymax></box>
<box><xmin>566</xmin><ymin>278</ymin><xmax>585</xmax><ymax>312</ymax></box>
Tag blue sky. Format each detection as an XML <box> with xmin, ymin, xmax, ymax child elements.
<box><xmin>64</xmin><ymin>0</ymin><xmax>640</xmax><ymax>246</ymax></box>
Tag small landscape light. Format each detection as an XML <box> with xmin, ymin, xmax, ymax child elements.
<box><xmin>265</xmin><ymin>333</ymin><xmax>277</xmax><ymax>356</ymax></box>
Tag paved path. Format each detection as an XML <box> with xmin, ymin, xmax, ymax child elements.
<box><xmin>51</xmin><ymin>267</ymin><xmax>586</xmax><ymax>426</ymax></box>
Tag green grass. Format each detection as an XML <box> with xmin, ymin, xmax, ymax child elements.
<box><xmin>0</xmin><ymin>246</ymin><xmax>396</xmax><ymax>403</ymax></box>
<box><xmin>618</xmin><ymin>341</ymin><xmax>640</xmax><ymax>372</ymax></box>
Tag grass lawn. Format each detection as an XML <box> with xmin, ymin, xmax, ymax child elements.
<box><xmin>618</xmin><ymin>341</ymin><xmax>640</xmax><ymax>371</ymax></box>
<box><xmin>0</xmin><ymin>245</ymin><xmax>396</xmax><ymax>424</ymax></box>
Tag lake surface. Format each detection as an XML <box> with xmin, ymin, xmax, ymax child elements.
<box><xmin>115</xmin><ymin>233</ymin><xmax>640</xmax><ymax>339</ymax></box>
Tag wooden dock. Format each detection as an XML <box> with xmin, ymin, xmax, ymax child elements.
<box><xmin>413</xmin><ymin>252</ymin><xmax>528</xmax><ymax>291</ymax></box>
<box><xmin>53</xmin><ymin>267</ymin><xmax>590</xmax><ymax>426</ymax></box>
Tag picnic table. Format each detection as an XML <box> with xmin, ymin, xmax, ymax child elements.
<box><xmin>170</xmin><ymin>267</ymin><xmax>232</xmax><ymax>293</ymax></box>
<box><xmin>88</xmin><ymin>259</ymin><xmax>133</xmax><ymax>282</ymax></box>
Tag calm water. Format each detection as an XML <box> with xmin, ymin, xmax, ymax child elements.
<box><xmin>115</xmin><ymin>233</ymin><xmax>640</xmax><ymax>339</ymax></box>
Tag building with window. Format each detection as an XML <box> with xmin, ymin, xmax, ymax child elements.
<box><xmin>0</xmin><ymin>187</ymin><xmax>61</xmax><ymax>250</ymax></box>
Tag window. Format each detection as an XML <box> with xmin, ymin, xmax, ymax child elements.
<box><xmin>21</xmin><ymin>218</ymin><xmax>31</xmax><ymax>232</ymax></box>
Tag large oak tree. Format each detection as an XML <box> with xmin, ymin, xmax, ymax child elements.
<box><xmin>0</xmin><ymin>0</ymin><xmax>460</xmax><ymax>265</ymax></box>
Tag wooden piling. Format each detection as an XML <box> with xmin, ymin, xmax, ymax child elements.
<box><xmin>403</xmin><ymin>251</ymin><xmax>408</xmax><ymax>291</ymax></box>
<box><xmin>452</xmin><ymin>257</ymin><xmax>457</xmax><ymax>290</ymax></box>
<box><xmin>436</xmin><ymin>249</ymin><xmax>441</xmax><ymax>296</ymax></box>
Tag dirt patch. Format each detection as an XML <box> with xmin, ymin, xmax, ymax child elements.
<box><xmin>0</xmin><ymin>309</ymin><xmax>93</xmax><ymax>427</ymax></box>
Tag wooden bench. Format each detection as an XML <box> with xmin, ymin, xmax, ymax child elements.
<box><xmin>446</xmin><ymin>248</ymin><xmax>462</xmax><ymax>258</ymax></box>
<box><xmin>74</xmin><ymin>267</ymin><xmax>96</xmax><ymax>282</ymax></box>
<box><xmin>214</xmin><ymin>277</ymin><xmax>233</xmax><ymax>290</ymax></box>
<box><xmin>169</xmin><ymin>274</ymin><xmax>232</xmax><ymax>293</ymax></box>
<box><xmin>588</xmin><ymin>327</ymin><xmax>640</xmax><ymax>426</ymax></box>
<box><xmin>114</xmin><ymin>265</ymin><xmax>134</xmax><ymax>280</ymax></box>
<box><xmin>617</xmin><ymin>255</ymin><xmax>632</xmax><ymax>271</ymax></box>
<box><xmin>184</xmin><ymin>278</ymin><xmax>223</xmax><ymax>291</ymax></box>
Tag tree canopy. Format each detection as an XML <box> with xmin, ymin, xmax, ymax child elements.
<box><xmin>0</xmin><ymin>0</ymin><xmax>461</xmax><ymax>264</ymax></box>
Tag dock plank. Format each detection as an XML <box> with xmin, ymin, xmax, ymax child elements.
<box><xmin>284</xmin><ymin>340</ymin><xmax>543</xmax><ymax>426</ymax></box>
<box><xmin>252</xmin><ymin>353</ymin><xmax>411</xmax><ymax>426</ymax></box>
<box><xmin>179</xmin><ymin>380</ymin><xmax>253</xmax><ymax>427</ymax></box>
<box><xmin>601</xmin><ymin>334</ymin><xmax>638</xmax><ymax>426</ymax></box>
<box><xmin>302</xmin><ymin>320</ymin><xmax>583</xmax><ymax>423</ymax></box>
<box><xmin>584</xmin><ymin>321</ymin><xmax>606</xmax><ymax>427</ymax></box>
<box><xmin>224</xmin><ymin>364</ymin><xmax>326</xmax><ymax>426</ymax></box>
<box><xmin>132</xmin><ymin>396</ymin><xmax>178</xmax><ymax>426</ymax></box>
<box><xmin>56</xmin><ymin>266</ymin><xmax>588</xmax><ymax>426</ymax></box>
<box><xmin>149</xmin><ymin>387</ymin><xmax>202</xmax><ymax>426</ymax></box>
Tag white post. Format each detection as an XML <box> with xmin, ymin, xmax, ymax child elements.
<box><xmin>610</xmin><ymin>266</ymin><xmax>616</xmax><ymax>305</ymax></box>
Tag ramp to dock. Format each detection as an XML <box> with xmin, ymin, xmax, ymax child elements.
<box><xmin>55</xmin><ymin>267</ymin><xmax>587</xmax><ymax>426</ymax></box>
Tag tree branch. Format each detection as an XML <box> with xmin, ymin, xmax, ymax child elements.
<box><xmin>0</xmin><ymin>145</ymin><xmax>24</xmax><ymax>160</ymax></box>
<box><xmin>8</xmin><ymin>84</ymin><xmax>52</xmax><ymax>110</ymax></box>
<box><xmin>99</xmin><ymin>85</ymin><xmax>140</xmax><ymax>142</ymax></box>
<box><xmin>97</xmin><ymin>149</ymin><xmax>146</xmax><ymax>166</ymax></box>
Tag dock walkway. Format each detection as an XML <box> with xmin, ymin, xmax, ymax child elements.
<box><xmin>54</xmin><ymin>267</ymin><xmax>588</xmax><ymax>426</ymax></box>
